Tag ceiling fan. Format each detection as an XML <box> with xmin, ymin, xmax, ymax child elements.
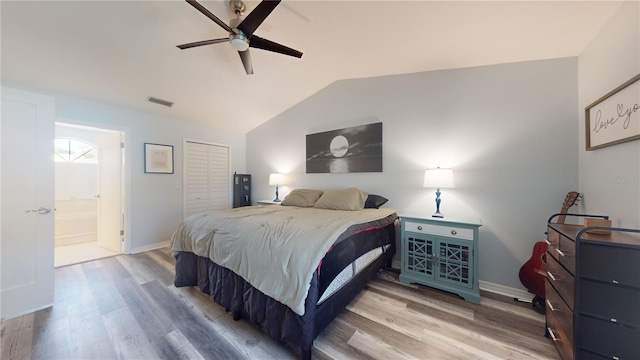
<box><xmin>177</xmin><ymin>0</ymin><xmax>303</xmax><ymax>75</ymax></box>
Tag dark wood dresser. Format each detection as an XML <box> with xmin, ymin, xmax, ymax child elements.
<box><xmin>545</xmin><ymin>221</ymin><xmax>640</xmax><ymax>360</ymax></box>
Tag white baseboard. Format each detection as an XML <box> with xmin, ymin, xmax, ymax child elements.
<box><xmin>479</xmin><ymin>280</ymin><xmax>533</xmax><ymax>301</ymax></box>
<box><xmin>128</xmin><ymin>241</ymin><xmax>170</xmax><ymax>255</ymax></box>
<box><xmin>391</xmin><ymin>259</ymin><xmax>401</xmax><ymax>269</ymax></box>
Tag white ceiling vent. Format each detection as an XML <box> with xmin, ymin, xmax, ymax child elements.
<box><xmin>147</xmin><ymin>96</ymin><xmax>173</xmax><ymax>107</ymax></box>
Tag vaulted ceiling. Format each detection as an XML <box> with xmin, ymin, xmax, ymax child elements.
<box><xmin>1</xmin><ymin>1</ymin><xmax>623</xmax><ymax>133</ymax></box>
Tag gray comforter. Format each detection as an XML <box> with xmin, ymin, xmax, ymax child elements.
<box><xmin>170</xmin><ymin>205</ymin><xmax>396</xmax><ymax>315</ymax></box>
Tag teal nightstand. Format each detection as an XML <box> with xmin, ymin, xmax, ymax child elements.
<box><xmin>399</xmin><ymin>215</ymin><xmax>482</xmax><ymax>303</ymax></box>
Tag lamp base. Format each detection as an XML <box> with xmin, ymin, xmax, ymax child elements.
<box><xmin>273</xmin><ymin>185</ymin><xmax>280</xmax><ymax>202</ymax></box>
<box><xmin>432</xmin><ymin>188</ymin><xmax>444</xmax><ymax>218</ymax></box>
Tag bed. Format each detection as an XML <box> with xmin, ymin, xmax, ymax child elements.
<box><xmin>171</xmin><ymin>188</ymin><xmax>397</xmax><ymax>359</ymax></box>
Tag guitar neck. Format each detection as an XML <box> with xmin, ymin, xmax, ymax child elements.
<box><xmin>557</xmin><ymin>191</ymin><xmax>580</xmax><ymax>224</ymax></box>
<box><xmin>557</xmin><ymin>212</ymin><xmax>568</xmax><ymax>224</ymax></box>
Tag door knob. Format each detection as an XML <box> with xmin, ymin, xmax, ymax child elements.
<box><xmin>25</xmin><ymin>207</ymin><xmax>51</xmax><ymax>214</ymax></box>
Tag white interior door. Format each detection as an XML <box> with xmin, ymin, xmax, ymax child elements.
<box><xmin>1</xmin><ymin>86</ymin><xmax>55</xmax><ymax>320</ymax></box>
<box><xmin>97</xmin><ymin>137</ymin><xmax>122</xmax><ymax>253</ymax></box>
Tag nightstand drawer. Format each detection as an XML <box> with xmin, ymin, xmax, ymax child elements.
<box><xmin>404</xmin><ymin>221</ymin><xmax>473</xmax><ymax>241</ymax></box>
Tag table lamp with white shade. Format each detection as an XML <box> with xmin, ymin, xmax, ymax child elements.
<box><xmin>423</xmin><ymin>168</ymin><xmax>455</xmax><ymax>218</ymax></box>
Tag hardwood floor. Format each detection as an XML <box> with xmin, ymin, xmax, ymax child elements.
<box><xmin>1</xmin><ymin>248</ymin><xmax>560</xmax><ymax>360</ymax></box>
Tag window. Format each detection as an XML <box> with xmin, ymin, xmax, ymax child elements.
<box><xmin>54</xmin><ymin>138</ymin><xmax>97</xmax><ymax>163</ymax></box>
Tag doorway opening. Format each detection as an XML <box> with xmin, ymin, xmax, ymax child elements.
<box><xmin>54</xmin><ymin>123</ymin><xmax>124</xmax><ymax>267</ymax></box>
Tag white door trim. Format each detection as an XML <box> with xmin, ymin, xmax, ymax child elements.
<box><xmin>56</xmin><ymin>117</ymin><xmax>132</xmax><ymax>254</ymax></box>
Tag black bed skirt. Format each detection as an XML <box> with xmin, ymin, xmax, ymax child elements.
<box><xmin>173</xmin><ymin>219</ymin><xmax>397</xmax><ymax>356</ymax></box>
<box><xmin>175</xmin><ymin>251</ymin><xmax>317</xmax><ymax>350</ymax></box>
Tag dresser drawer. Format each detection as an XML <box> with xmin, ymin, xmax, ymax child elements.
<box><xmin>579</xmin><ymin>243</ymin><xmax>640</xmax><ymax>288</ymax></box>
<box><xmin>577</xmin><ymin>314</ymin><xmax>640</xmax><ymax>360</ymax></box>
<box><xmin>547</xmin><ymin>307</ymin><xmax>574</xmax><ymax>360</ymax></box>
<box><xmin>546</xmin><ymin>253</ymin><xmax>575</xmax><ymax>310</ymax></box>
<box><xmin>547</xmin><ymin>228</ymin><xmax>560</xmax><ymax>248</ymax></box>
<box><xmin>555</xmin><ymin>234</ymin><xmax>575</xmax><ymax>275</ymax></box>
<box><xmin>547</xmin><ymin>228</ymin><xmax>576</xmax><ymax>275</ymax></box>
<box><xmin>404</xmin><ymin>221</ymin><xmax>473</xmax><ymax>241</ymax></box>
<box><xmin>579</xmin><ymin>279</ymin><xmax>640</xmax><ymax>327</ymax></box>
<box><xmin>575</xmin><ymin>350</ymin><xmax>612</xmax><ymax>359</ymax></box>
<box><xmin>546</xmin><ymin>281</ymin><xmax>573</xmax><ymax>344</ymax></box>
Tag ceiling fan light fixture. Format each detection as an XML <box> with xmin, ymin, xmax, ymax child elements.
<box><xmin>230</xmin><ymin>33</ymin><xmax>249</xmax><ymax>51</ymax></box>
<box><xmin>178</xmin><ymin>0</ymin><xmax>303</xmax><ymax>75</ymax></box>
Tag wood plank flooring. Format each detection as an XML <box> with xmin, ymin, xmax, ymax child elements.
<box><xmin>1</xmin><ymin>248</ymin><xmax>560</xmax><ymax>360</ymax></box>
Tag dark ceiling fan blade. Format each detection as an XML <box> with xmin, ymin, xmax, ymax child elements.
<box><xmin>177</xmin><ymin>38</ymin><xmax>228</xmax><ymax>50</ymax></box>
<box><xmin>238</xmin><ymin>50</ymin><xmax>254</xmax><ymax>75</ymax></box>
<box><xmin>186</xmin><ymin>0</ymin><xmax>233</xmax><ymax>33</ymax></box>
<box><xmin>249</xmin><ymin>35</ymin><xmax>302</xmax><ymax>58</ymax></box>
<box><xmin>237</xmin><ymin>0</ymin><xmax>281</xmax><ymax>37</ymax></box>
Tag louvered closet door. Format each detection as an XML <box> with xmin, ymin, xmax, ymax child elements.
<box><xmin>208</xmin><ymin>144</ymin><xmax>229</xmax><ymax>210</ymax></box>
<box><xmin>184</xmin><ymin>141</ymin><xmax>229</xmax><ymax>218</ymax></box>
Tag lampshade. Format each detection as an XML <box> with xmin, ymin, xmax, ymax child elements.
<box><xmin>423</xmin><ymin>168</ymin><xmax>455</xmax><ymax>188</ymax></box>
<box><xmin>269</xmin><ymin>173</ymin><xmax>285</xmax><ymax>186</ymax></box>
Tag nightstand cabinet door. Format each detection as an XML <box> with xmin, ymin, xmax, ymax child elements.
<box><xmin>437</xmin><ymin>238</ymin><xmax>473</xmax><ymax>289</ymax></box>
<box><xmin>403</xmin><ymin>233</ymin><xmax>435</xmax><ymax>279</ymax></box>
<box><xmin>399</xmin><ymin>216</ymin><xmax>481</xmax><ymax>304</ymax></box>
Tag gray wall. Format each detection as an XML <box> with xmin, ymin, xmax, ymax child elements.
<box><xmin>247</xmin><ymin>57</ymin><xmax>579</xmax><ymax>291</ymax></box>
<box><xmin>578</xmin><ymin>0</ymin><xmax>640</xmax><ymax>228</ymax></box>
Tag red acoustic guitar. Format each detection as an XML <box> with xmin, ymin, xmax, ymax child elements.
<box><xmin>518</xmin><ymin>191</ymin><xmax>580</xmax><ymax>300</ymax></box>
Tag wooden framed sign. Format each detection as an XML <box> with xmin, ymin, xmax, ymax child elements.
<box><xmin>585</xmin><ymin>74</ymin><xmax>640</xmax><ymax>150</ymax></box>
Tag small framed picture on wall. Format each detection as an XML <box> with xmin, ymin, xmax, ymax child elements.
<box><xmin>144</xmin><ymin>143</ymin><xmax>174</xmax><ymax>174</ymax></box>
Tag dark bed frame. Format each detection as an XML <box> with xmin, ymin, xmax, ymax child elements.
<box><xmin>174</xmin><ymin>218</ymin><xmax>397</xmax><ymax>360</ymax></box>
